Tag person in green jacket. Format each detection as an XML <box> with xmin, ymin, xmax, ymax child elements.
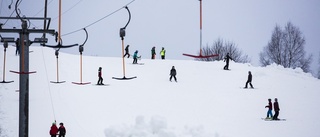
<box><xmin>151</xmin><ymin>46</ymin><xmax>156</xmax><ymax>59</ymax></box>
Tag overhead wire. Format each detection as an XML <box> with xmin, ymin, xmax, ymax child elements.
<box><xmin>2</xmin><ymin>0</ymin><xmax>22</xmax><ymax>26</ymax></box>
<box><xmin>32</xmin><ymin>0</ymin><xmax>54</xmax><ymax>17</ymax></box>
<box><xmin>41</xmin><ymin>47</ymin><xmax>57</xmax><ymax>120</ymax></box>
<box><xmin>32</xmin><ymin>0</ymin><xmax>81</xmax><ymax>29</ymax></box>
<box><xmin>61</xmin><ymin>0</ymin><xmax>136</xmax><ymax>37</ymax></box>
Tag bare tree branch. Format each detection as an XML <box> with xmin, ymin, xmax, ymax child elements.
<box><xmin>259</xmin><ymin>22</ymin><xmax>312</xmax><ymax>72</ymax></box>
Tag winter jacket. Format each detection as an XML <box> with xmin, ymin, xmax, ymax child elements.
<box><xmin>98</xmin><ymin>70</ymin><xmax>102</xmax><ymax>77</ymax></box>
<box><xmin>160</xmin><ymin>49</ymin><xmax>166</xmax><ymax>56</ymax></box>
<box><xmin>265</xmin><ymin>102</ymin><xmax>273</xmax><ymax>110</ymax></box>
<box><xmin>274</xmin><ymin>102</ymin><xmax>280</xmax><ymax>111</ymax></box>
<box><xmin>151</xmin><ymin>47</ymin><xmax>156</xmax><ymax>55</ymax></box>
<box><xmin>125</xmin><ymin>46</ymin><xmax>129</xmax><ymax>53</ymax></box>
<box><xmin>224</xmin><ymin>54</ymin><xmax>233</xmax><ymax>63</ymax></box>
<box><xmin>170</xmin><ymin>68</ymin><xmax>177</xmax><ymax>76</ymax></box>
<box><xmin>248</xmin><ymin>73</ymin><xmax>252</xmax><ymax>82</ymax></box>
<box><xmin>58</xmin><ymin>125</ymin><xmax>66</xmax><ymax>135</ymax></box>
<box><xmin>50</xmin><ymin>125</ymin><xmax>58</xmax><ymax>135</ymax></box>
<box><xmin>133</xmin><ymin>52</ymin><xmax>138</xmax><ymax>59</ymax></box>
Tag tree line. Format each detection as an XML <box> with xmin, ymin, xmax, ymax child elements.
<box><xmin>198</xmin><ymin>21</ymin><xmax>319</xmax><ymax>78</ymax></box>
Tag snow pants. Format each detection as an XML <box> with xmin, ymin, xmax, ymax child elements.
<box><xmin>273</xmin><ymin>111</ymin><xmax>279</xmax><ymax>120</ymax></box>
<box><xmin>245</xmin><ymin>81</ymin><xmax>253</xmax><ymax>88</ymax></box>
<box><xmin>267</xmin><ymin>110</ymin><xmax>273</xmax><ymax>118</ymax></box>
<box><xmin>133</xmin><ymin>58</ymin><xmax>138</xmax><ymax>64</ymax></box>
<box><xmin>170</xmin><ymin>75</ymin><xmax>177</xmax><ymax>82</ymax></box>
<box><xmin>97</xmin><ymin>77</ymin><xmax>103</xmax><ymax>85</ymax></box>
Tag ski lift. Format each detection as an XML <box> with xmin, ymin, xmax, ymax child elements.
<box><xmin>112</xmin><ymin>6</ymin><xmax>137</xmax><ymax>80</ymax></box>
<box><xmin>72</xmin><ymin>28</ymin><xmax>91</xmax><ymax>85</ymax></box>
<box><xmin>41</xmin><ymin>0</ymin><xmax>78</xmax><ymax>49</ymax></box>
<box><xmin>10</xmin><ymin>33</ymin><xmax>37</xmax><ymax>75</ymax></box>
<box><xmin>40</xmin><ymin>0</ymin><xmax>78</xmax><ymax>83</ymax></box>
<box><xmin>183</xmin><ymin>0</ymin><xmax>218</xmax><ymax>58</ymax></box>
<box><xmin>50</xmin><ymin>48</ymin><xmax>66</xmax><ymax>83</ymax></box>
<box><xmin>0</xmin><ymin>41</ymin><xmax>14</xmax><ymax>83</ymax></box>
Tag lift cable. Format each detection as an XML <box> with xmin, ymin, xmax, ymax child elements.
<box><xmin>61</xmin><ymin>0</ymin><xmax>136</xmax><ymax>37</ymax></box>
<box><xmin>41</xmin><ymin>47</ymin><xmax>57</xmax><ymax>120</ymax></box>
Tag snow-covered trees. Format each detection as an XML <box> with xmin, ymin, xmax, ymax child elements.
<box><xmin>260</xmin><ymin>22</ymin><xmax>312</xmax><ymax>72</ymax></box>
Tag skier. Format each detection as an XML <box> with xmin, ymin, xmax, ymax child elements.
<box><xmin>123</xmin><ymin>45</ymin><xmax>130</xmax><ymax>58</ymax></box>
<box><xmin>58</xmin><ymin>122</ymin><xmax>66</xmax><ymax>137</ymax></box>
<box><xmin>151</xmin><ymin>46</ymin><xmax>156</xmax><ymax>59</ymax></box>
<box><xmin>133</xmin><ymin>50</ymin><xmax>140</xmax><ymax>64</ymax></box>
<box><xmin>169</xmin><ymin>66</ymin><xmax>177</xmax><ymax>82</ymax></box>
<box><xmin>49</xmin><ymin>122</ymin><xmax>58</xmax><ymax>137</ymax></box>
<box><xmin>160</xmin><ymin>47</ymin><xmax>166</xmax><ymax>60</ymax></box>
<box><xmin>15</xmin><ymin>38</ymin><xmax>20</xmax><ymax>56</ymax></box>
<box><xmin>97</xmin><ymin>67</ymin><xmax>104</xmax><ymax>85</ymax></box>
<box><xmin>244</xmin><ymin>71</ymin><xmax>254</xmax><ymax>88</ymax></box>
<box><xmin>273</xmin><ymin>98</ymin><xmax>280</xmax><ymax>120</ymax></box>
<box><xmin>223</xmin><ymin>53</ymin><xmax>233</xmax><ymax>70</ymax></box>
<box><xmin>265</xmin><ymin>98</ymin><xmax>273</xmax><ymax>119</ymax></box>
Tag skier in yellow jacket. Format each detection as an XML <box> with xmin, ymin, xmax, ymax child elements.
<box><xmin>160</xmin><ymin>47</ymin><xmax>166</xmax><ymax>60</ymax></box>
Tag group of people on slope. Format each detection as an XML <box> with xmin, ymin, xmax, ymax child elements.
<box><xmin>96</xmin><ymin>65</ymin><xmax>178</xmax><ymax>84</ymax></box>
<box><xmin>123</xmin><ymin>45</ymin><xmax>166</xmax><ymax>64</ymax></box>
<box><xmin>151</xmin><ymin>46</ymin><xmax>166</xmax><ymax>60</ymax></box>
<box><xmin>50</xmin><ymin>122</ymin><xmax>66</xmax><ymax>137</ymax></box>
<box><xmin>265</xmin><ymin>98</ymin><xmax>281</xmax><ymax>120</ymax></box>
<box><xmin>223</xmin><ymin>53</ymin><xmax>254</xmax><ymax>89</ymax></box>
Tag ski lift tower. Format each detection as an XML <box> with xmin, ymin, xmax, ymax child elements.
<box><xmin>0</xmin><ymin>16</ymin><xmax>55</xmax><ymax>137</ymax></box>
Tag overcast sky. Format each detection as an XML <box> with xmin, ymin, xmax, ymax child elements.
<box><xmin>1</xmin><ymin>0</ymin><xmax>320</xmax><ymax>74</ymax></box>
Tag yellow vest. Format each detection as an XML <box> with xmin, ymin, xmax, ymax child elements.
<box><xmin>160</xmin><ymin>49</ymin><xmax>165</xmax><ymax>56</ymax></box>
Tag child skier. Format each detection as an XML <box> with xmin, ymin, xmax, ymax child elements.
<box><xmin>58</xmin><ymin>122</ymin><xmax>66</xmax><ymax>137</ymax></box>
<box><xmin>97</xmin><ymin>67</ymin><xmax>104</xmax><ymax>85</ymax></box>
<box><xmin>169</xmin><ymin>66</ymin><xmax>177</xmax><ymax>82</ymax></box>
<box><xmin>133</xmin><ymin>50</ymin><xmax>140</xmax><ymax>64</ymax></box>
<box><xmin>265</xmin><ymin>98</ymin><xmax>273</xmax><ymax>119</ymax></box>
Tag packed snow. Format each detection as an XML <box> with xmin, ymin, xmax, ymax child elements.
<box><xmin>0</xmin><ymin>46</ymin><xmax>319</xmax><ymax>137</ymax></box>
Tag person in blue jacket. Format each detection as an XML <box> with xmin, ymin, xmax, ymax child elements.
<box><xmin>133</xmin><ymin>50</ymin><xmax>140</xmax><ymax>64</ymax></box>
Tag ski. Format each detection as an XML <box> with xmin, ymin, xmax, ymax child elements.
<box><xmin>94</xmin><ymin>84</ymin><xmax>110</xmax><ymax>86</ymax></box>
<box><xmin>261</xmin><ymin>118</ymin><xmax>286</xmax><ymax>121</ymax></box>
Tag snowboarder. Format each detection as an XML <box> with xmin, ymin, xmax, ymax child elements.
<box><xmin>160</xmin><ymin>47</ymin><xmax>166</xmax><ymax>60</ymax></box>
<box><xmin>151</xmin><ymin>46</ymin><xmax>156</xmax><ymax>59</ymax></box>
<box><xmin>169</xmin><ymin>66</ymin><xmax>177</xmax><ymax>82</ymax></box>
<box><xmin>58</xmin><ymin>122</ymin><xmax>66</xmax><ymax>137</ymax></box>
<box><xmin>133</xmin><ymin>50</ymin><xmax>140</xmax><ymax>64</ymax></box>
<box><xmin>265</xmin><ymin>98</ymin><xmax>273</xmax><ymax>119</ymax></box>
<box><xmin>123</xmin><ymin>45</ymin><xmax>130</xmax><ymax>58</ymax></box>
<box><xmin>15</xmin><ymin>38</ymin><xmax>20</xmax><ymax>56</ymax></box>
<box><xmin>273</xmin><ymin>98</ymin><xmax>280</xmax><ymax>120</ymax></box>
<box><xmin>49</xmin><ymin>122</ymin><xmax>58</xmax><ymax>137</ymax></box>
<box><xmin>223</xmin><ymin>53</ymin><xmax>233</xmax><ymax>70</ymax></box>
<box><xmin>97</xmin><ymin>67</ymin><xmax>104</xmax><ymax>85</ymax></box>
<box><xmin>244</xmin><ymin>71</ymin><xmax>254</xmax><ymax>88</ymax></box>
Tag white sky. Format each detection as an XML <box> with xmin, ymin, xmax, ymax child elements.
<box><xmin>1</xmin><ymin>0</ymin><xmax>320</xmax><ymax>74</ymax></box>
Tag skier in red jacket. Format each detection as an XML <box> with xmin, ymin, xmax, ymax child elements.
<box><xmin>49</xmin><ymin>122</ymin><xmax>58</xmax><ymax>137</ymax></box>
